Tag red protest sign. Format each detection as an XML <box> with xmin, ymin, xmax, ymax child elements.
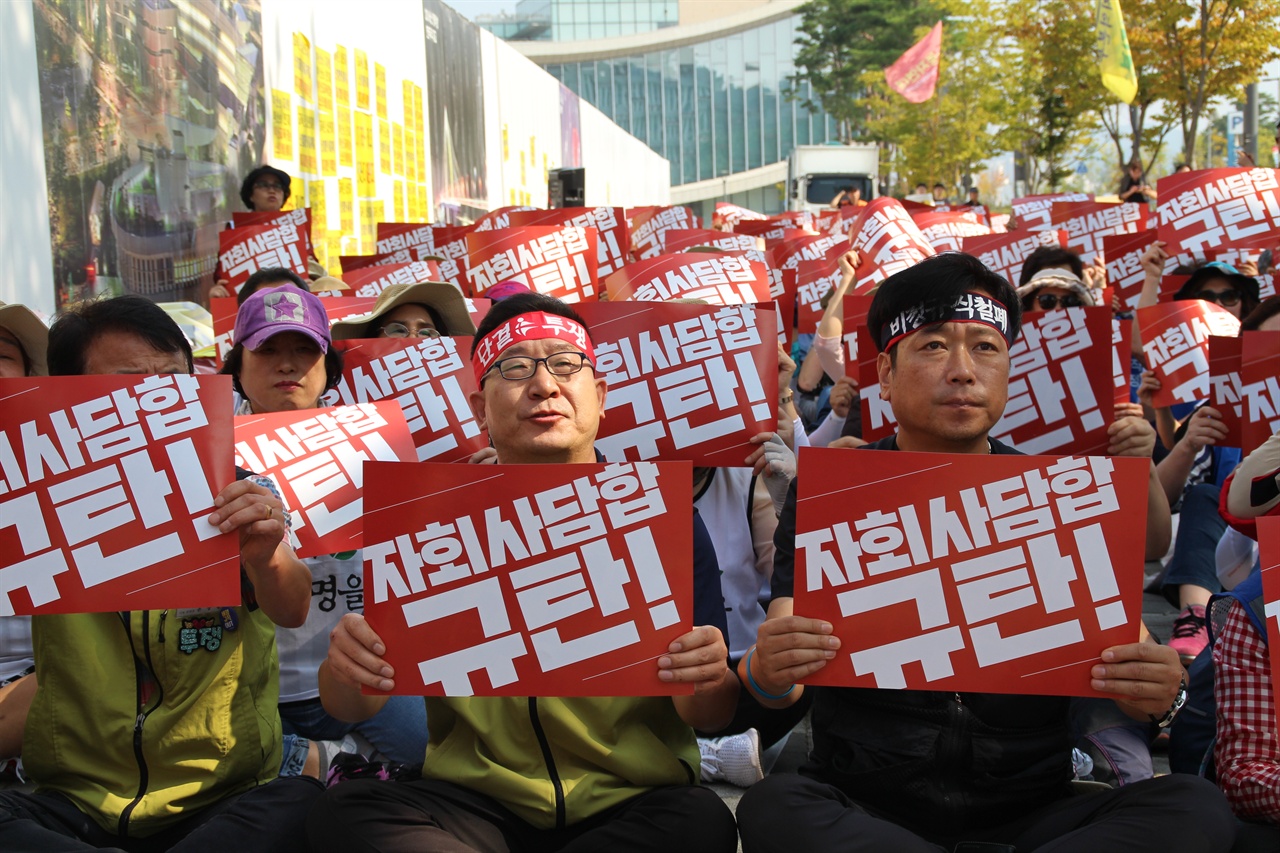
<box><xmin>362</xmin><ymin>460</ymin><xmax>694</xmax><ymax>696</ymax></box>
<box><xmin>961</xmin><ymin>230</ymin><xmax>1066</xmax><ymax>287</ymax></box>
<box><xmin>628</xmin><ymin>206</ymin><xmax>697</xmax><ymax>260</ymax></box>
<box><xmin>1257</xmin><ymin>517</ymin><xmax>1280</xmax><ymax>736</ymax></box>
<box><xmin>340</xmin><ymin>261</ymin><xmax>445</xmax><ymax>298</ymax></box>
<box><xmin>1113</xmin><ymin>318</ymin><xmax>1134</xmax><ymax>408</ymax></box>
<box><xmin>233</xmin><ymin>207</ymin><xmax>313</xmax><ymax>251</ymax></box>
<box><xmin>1011</xmin><ymin>192</ymin><xmax>1092</xmax><ymax>231</ymax></box>
<box><xmin>663</xmin><ymin>229</ymin><xmax>761</xmax><ymax>255</ymax></box>
<box><xmin>339</xmin><ymin>250</ymin><xmax>421</xmax><ymax>271</ymax></box>
<box><xmin>505</xmin><ymin>207</ymin><xmax>630</xmax><ymax>278</ymax></box>
<box><xmin>793</xmin><ymin>448</ymin><xmax>1149</xmax><ymax>695</ymax></box>
<box><xmin>846</xmin><ymin>198</ymin><xmax>935</xmax><ymax>286</ymax></box>
<box><xmin>376</xmin><ymin>222</ymin><xmax>435</xmax><ymax>256</ymax></box>
<box><xmin>842</xmin><ymin>294</ymin><xmax>874</xmax><ymax>380</ymax></box>
<box><xmin>575</xmin><ymin>302</ymin><xmax>777</xmax><ymax>467</ymax></box>
<box><xmin>735</xmin><ymin>221</ymin><xmax>810</xmax><ymax>245</ymax></box>
<box><xmin>1050</xmin><ymin>200</ymin><xmax>1147</xmax><ymax>265</ymax></box>
<box><xmin>211</xmin><ymin>295</ymin><xmax>382</xmax><ymax>365</ymax></box>
<box><xmin>603</xmin><ymin>253</ymin><xmax>771</xmax><ymax>305</ymax></box>
<box><xmin>771</xmin><ymin>233</ymin><xmax>849</xmax><ymax>271</ymax></box>
<box><xmin>232</xmin><ymin>403</ymin><xmax>415</xmax><ymax>558</ymax></box>
<box><xmin>327</xmin><ymin>337</ymin><xmax>487</xmax><ymax>463</ymax></box>
<box><xmin>472</xmin><ymin>205</ymin><xmax>539</xmax><ymax>232</ymax></box>
<box><xmin>912</xmin><ymin>209</ymin><xmax>992</xmax><ymax>252</ymax></box>
<box><xmin>1137</xmin><ymin>302</ymin><xmax>1240</xmax><ymax>407</ymax></box>
<box><xmin>1103</xmin><ymin>230</ymin><xmax>1161</xmax><ymax>312</ymax></box>
<box><xmin>1157</xmin><ymin>168</ymin><xmax>1280</xmax><ymax>257</ymax></box>
<box><xmin>423</xmin><ymin>226</ymin><xmax>473</xmax><ymax>289</ymax></box>
<box><xmin>1241</xmin><ymin>331</ymin><xmax>1280</xmax><ymax>456</ymax></box>
<box><xmin>794</xmin><ymin>260</ymin><xmax>842</xmax><ymax>336</ymax></box>
<box><xmin>466</xmin><ymin>225</ymin><xmax>599</xmax><ymax>302</ymax></box>
<box><xmin>855</xmin><ymin>305</ymin><xmax>897</xmax><ymax>442</ymax></box>
<box><xmin>772</xmin><ymin>268</ymin><xmax>798</xmax><ymax>352</ymax></box>
<box><xmin>0</xmin><ymin>375</ymin><xmax>237</xmax><ymax>615</ymax></box>
<box><xmin>217</xmin><ymin>221</ymin><xmax>310</xmax><ymax>291</ymax></box>
<box><xmin>713</xmin><ymin>202</ymin><xmax>768</xmax><ymax>230</ymax></box>
<box><xmin>990</xmin><ymin>308</ymin><xmax>1115</xmax><ymax>455</ymax></box>
<box><xmin>1209</xmin><ymin>336</ymin><xmax>1245</xmax><ymax>447</ymax></box>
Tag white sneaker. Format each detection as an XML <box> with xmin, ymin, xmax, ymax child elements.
<box><xmin>699</xmin><ymin>728</ymin><xmax>764</xmax><ymax>787</ymax></box>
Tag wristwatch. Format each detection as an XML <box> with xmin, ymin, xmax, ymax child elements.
<box><xmin>1149</xmin><ymin>672</ymin><xmax>1188</xmax><ymax>728</ymax></box>
<box><xmin>779</xmin><ymin>392</ymin><xmax>793</xmax><ymax>405</ymax></box>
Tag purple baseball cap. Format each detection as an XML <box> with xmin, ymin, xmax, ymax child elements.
<box><xmin>486</xmin><ymin>280</ymin><xmax>532</xmax><ymax>302</ymax></box>
<box><xmin>233</xmin><ymin>284</ymin><xmax>331</xmax><ymax>352</ymax></box>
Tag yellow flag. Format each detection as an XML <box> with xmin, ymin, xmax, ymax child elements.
<box><xmin>1096</xmin><ymin>0</ymin><xmax>1138</xmax><ymax>104</ymax></box>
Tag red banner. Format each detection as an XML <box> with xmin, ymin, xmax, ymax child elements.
<box><xmin>326</xmin><ymin>337</ymin><xmax>487</xmax><ymax>463</ymax></box>
<box><xmin>713</xmin><ymin>202</ymin><xmax>768</xmax><ymax>230</ymax></box>
<box><xmin>1137</xmin><ymin>302</ymin><xmax>1241</xmax><ymax>407</ymax></box>
<box><xmin>575</xmin><ymin>302</ymin><xmax>777</xmax><ymax>466</ymax></box>
<box><xmin>1011</xmin><ymin>193</ymin><xmax>1093</xmax><ymax>231</ymax></box>
<box><xmin>1241</xmin><ymin>331</ymin><xmax>1280</xmax><ymax>456</ymax></box>
<box><xmin>628</xmin><ymin>206</ymin><xmax>698</xmax><ymax>261</ymax></box>
<box><xmin>340</xmin><ymin>261</ymin><xmax>445</xmax><ymax>298</ymax></box>
<box><xmin>912</xmin><ymin>210</ymin><xmax>992</xmax><ymax>252</ymax></box>
<box><xmin>846</xmin><ymin>198</ymin><xmax>936</xmax><ymax>287</ymax></box>
<box><xmin>506</xmin><ymin>207</ymin><xmax>630</xmax><ymax>278</ymax></box>
<box><xmin>466</xmin><ymin>226</ymin><xmax>599</xmax><ymax>302</ymax></box>
<box><xmin>1050</xmin><ymin>200</ymin><xmax>1147</xmax><ymax>265</ymax></box>
<box><xmin>1113</xmin><ymin>318</ymin><xmax>1134</xmax><ymax>408</ymax></box>
<box><xmin>217</xmin><ymin>221</ymin><xmax>310</xmax><ymax>291</ymax></box>
<box><xmin>603</xmin><ymin>253</ymin><xmax>771</xmax><ymax>305</ymax></box>
<box><xmin>663</xmin><ymin>229</ymin><xmax>761</xmax><ymax>255</ymax></box>
<box><xmin>884</xmin><ymin>21</ymin><xmax>942</xmax><ymax>103</ymax></box>
<box><xmin>1157</xmin><ymin>168</ymin><xmax>1280</xmax><ymax>257</ymax></box>
<box><xmin>1256</xmin><ymin>517</ymin><xmax>1280</xmax><ymax>735</ymax></box>
<box><xmin>232</xmin><ymin>403</ymin><xmax>415</xmax><ymax>558</ymax></box>
<box><xmin>362</xmin><ymin>460</ymin><xmax>694</xmax><ymax>696</ymax></box>
<box><xmin>1209</xmin><ymin>336</ymin><xmax>1245</xmax><ymax>448</ymax></box>
<box><xmin>961</xmin><ymin>230</ymin><xmax>1067</xmax><ymax>287</ymax></box>
<box><xmin>1103</xmin><ymin>230</ymin><xmax>1163</xmax><ymax>312</ymax></box>
<box><xmin>793</xmin><ymin>448</ymin><xmax>1149</xmax><ymax>695</ymax></box>
<box><xmin>0</xmin><ymin>375</ymin><xmax>238</xmax><ymax>615</ymax></box>
<box><xmin>989</xmin><ymin>308</ymin><xmax>1115</xmax><ymax>455</ymax></box>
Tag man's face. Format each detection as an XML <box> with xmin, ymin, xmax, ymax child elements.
<box><xmin>249</xmin><ymin>177</ymin><xmax>286</xmax><ymax>212</ymax></box>
<box><xmin>877</xmin><ymin>320</ymin><xmax>1009</xmax><ymax>454</ymax></box>
<box><xmin>468</xmin><ymin>335</ymin><xmax>606</xmax><ymax>465</ymax></box>
<box><xmin>932</xmin><ymin>186</ymin><xmax>946</xmax><ymax>201</ymax></box>
<box><xmin>0</xmin><ymin>327</ymin><xmax>27</xmax><ymax>378</ymax></box>
<box><xmin>83</xmin><ymin>329</ymin><xmax>188</xmax><ymax>375</ymax></box>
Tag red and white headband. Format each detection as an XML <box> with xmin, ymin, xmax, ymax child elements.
<box><xmin>879</xmin><ymin>291</ymin><xmax>1012</xmax><ymax>352</ymax></box>
<box><xmin>472</xmin><ymin>311</ymin><xmax>595</xmax><ymax>384</ymax></box>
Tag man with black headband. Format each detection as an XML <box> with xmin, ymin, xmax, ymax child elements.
<box><xmin>308</xmin><ymin>293</ymin><xmax>739</xmax><ymax>852</ymax></box>
<box><xmin>736</xmin><ymin>254</ymin><xmax>1234</xmax><ymax>853</ymax></box>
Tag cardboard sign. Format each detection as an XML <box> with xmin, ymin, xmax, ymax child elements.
<box><xmin>1256</xmin><ymin>517</ymin><xmax>1280</xmax><ymax>736</ymax></box>
<box><xmin>1137</xmin><ymin>302</ymin><xmax>1241</xmax><ymax>407</ymax></box>
<box><xmin>603</xmin><ymin>253</ymin><xmax>771</xmax><ymax>305</ymax></box>
<box><xmin>466</xmin><ymin>225</ymin><xmax>599</xmax><ymax>302</ymax></box>
<box><xmin>217</xmin><ymin>221</ymin><xmax>310</xmax><ymax>291</ymax></box>
<box><xmin>210</xmin><ymin>295</ymin><xmax>382</xmax><ymax>365</ymax></box>
<box><xmin>845</xmin><ymin>198</ymin><xmax>936</xmax><ymax>286</ymax></box>
<box><xmin>713</xmin><ymin>202</ymin><xmax>768</xmax><ymax>230</ymax></box>
<box><xmin>1209</xmin><ymin>336</ymin><xmax>1245</xmax><ymax>448</ymax></box>
<box><xmin>912</xmin><ymin>210</ymin><xmax>992</xmax><ymax>252</ymax></box>
<box><xmin>340</xmin><ymin>261</ymin><xmax>446</xmax><ymax>298</ymax></box>
<box><xmin>1011</xmin><ymin>192</ymin><xmax>1092</xmax><ymax>231</ymax></box>
<box><xmin>990</xmin><ymin>307</ymin><xmax>1115</xmax><ymax>455</ymax></box>
<box><xmin>628</xmin><ymin>206</ymin><xmax>697</xmax><ymax>261</ymax></box>
<box><xmin>362</xmin><ymin>460</ymin><xmax>694</xmax><ymax>696</ymax></box>
<box><xmin>232</xmin><ymin>403</ymin><xmax>415</xmax><ymax>558</ymax></box>
<box><xmin>0</xmin><ymin>374</ymin><xmax>238</xmax><ymax>615</ymax></box>
<box><xmin>961</xmin><ymin>230</ymin><xmax>1066</xmax><ymax>287</ymax></box>
<box><xmin>1050</xmin><ymin>200</ymin><xmax>1147</xmax><ymax>265</ymax></box>
<box><xmin>326</xmin><ymin>337</ymin><xmax>487</xmax><ymax>463</ymax></box>
<box><xmin>575</xmin><ymin>302</ymin><xmax>778</xmax><ymax>467</ymax></box>
<box><xmin>663</xmin><ymin>229</ymin><xmax>761</xmax><ymax>255</ymax></box>
<box><xmin>376</xmin><ymin>222</ymin><xmax>435</xmax><ymax>256</ymax></box>
<box><xmin>1103</xmin><ymin>230</ymin><xmax>1166</xmax><ymax>312</ymax></box>
<box><xmin>505</xmin><ymin>207</ymin><xmax>630</xmax><ymax>278</ymax></box>
<box><xmin>794</xmin><ymin>260</ymin><xmax>842</xmax><ymax>336</ymax></box>
<box><xmin>771</xmin><ymin>233</ymin><xmax>849</xmax><ymax>271</ymax></box>
<box><xmin>1157</xmin><ymin>168</ymin><xmax>1280</xmax><ymax>257</ymax></box>
<box><xmin>1113</xmin><ymin>318</ymin><xmax>1134</xmax><ymax>408</ymax></box>
<box><xmin>793</xmin><ymin>448</ymin><xmax>1149</xmax><ymax>695</ymax></box>
<box><xmin>1241</xmin><ymin>331</ymin><xmax>1280</xmax><ymax>456</ymax></box>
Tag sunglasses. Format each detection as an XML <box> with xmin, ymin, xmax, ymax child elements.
<box><xmin>1193</xmin><ymin>290</ymin><xmax>1241</xmax><ymax>307</ymax></box>
<box><xmin>1035</xmin><ymin>293</ymin><xmax>1083</xmax><ymax>310</ymax></box>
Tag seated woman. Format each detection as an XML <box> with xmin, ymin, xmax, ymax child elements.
<box><xmin>330</xmin><ymin>282</ymin><xmax>477</xmax><ymax>341</ymax></box>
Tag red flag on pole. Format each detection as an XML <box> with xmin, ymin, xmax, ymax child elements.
<box><xmin>885</xmin><ymin>21</ymin><xmax>943</xmax><ymax>103</ymax></box>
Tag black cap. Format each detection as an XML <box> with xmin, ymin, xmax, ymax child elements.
<box><xmin>240</xmin><ymin>165</ymin><xmax>292</xmax><ymax>210</ymax></box>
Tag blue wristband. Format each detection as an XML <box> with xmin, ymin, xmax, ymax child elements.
<box><xmin>746</xmin><ymin>646</ymin><xmax>794</xmax><ymax>700</ymax></box>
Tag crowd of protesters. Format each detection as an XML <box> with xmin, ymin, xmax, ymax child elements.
<box><xmin>0</xmin><ymin>150</ymin><xmax>1277</xmax><ymax>853</ymax></box>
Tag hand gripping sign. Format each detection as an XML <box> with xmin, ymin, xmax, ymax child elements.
<box><xmin>326</xmin><ymin>337</ymin><xmax>488</xmax><ymax>463</ymax></box>
<box><xmin>844</xmin><ymin>198</ymin><xmax>936</xmax><ymax>286</ymax></box>
<box><xmin>467</xmin><ymin>225</ymin><xmax>599</xmax><ymax>302</ymax></box>
<box><xmin>1157</xmin><ymin>168</ymin><xmax>1280</xmax><ymax>258</ymax></box>
<box><xmin>628</xmin><ymin>205</ymin><xmax>698</xmax><ymax>261</ymax></box>
<box><xmin>218</xmin><ymin>221</ymin><xmax>310</xmax><ymax>292</ymax></box>
<box><xmin>793</xmin><ymin>447</ymin><xmax>1149</xmax><ymax>695</ymax></box>
<box><xmin>1103</xmin><ymin>230</ymin><xmax>1171</xmax><ymax>312</ymax></box>
<box><xmin>603</xmin><ymin>253</ymin><xmax>772</xmax><ymax>305</ymax></box>
<box><xmin>505</xmin><ymin>207</ymin><xmax>631</xmax><ymax>278</ymax></box>
<box><xmin>0</xmin><ymin>375</ymin><xmax>238</xmax><ymax>615</ymax></box>
<box><xmin>576</xmin><ymin>302</ymin><xmax>778</xmax><ymax>467</ymax></box>
<box><xmin>1241</xmin><ymin>331</ymin><xmax>1280</xmax><ymax>456</ymax></box>
<box><xmin>1257</xmin><ymin>517</ymin><xmax>1280</xmax><ymax>736</ymax></box>
<box><xmin>1137</xmin><ymin>302</ymin><xmax>1241</xmax><ymax>408</ymax></box>
<box><xmin>232</xmin><ymin>402</ymin><xmax>415</xmax><ymax>558</ymax></box>
<box><xmin>362</xmin><ymin>460</ymin><xmax>694</xmax><ymax>696</ymax></box>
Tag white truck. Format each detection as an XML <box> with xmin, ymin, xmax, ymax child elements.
<box><xmin>787</xmin><ymin>143</ymin><xmax>880</xmax><ymax>215</ymax></box>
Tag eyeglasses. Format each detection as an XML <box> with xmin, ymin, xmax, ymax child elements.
<box><xmin>379</xmin><ymin>322</ymin><xmax>440</xmax><ymax>339</ymax></box>
<box><xmin>254</xmin><ymin>181</ymin><xmax>284</xmax><ymax>192</ymax></box>
<box><xmin>484</xmin><ymin>351</ymin><xmax>593</xmax><ymax>382</ymax></box>
<box><xmin>1035</xmin><ymin>293</ymin><xmax>1083</xmax><ymax>310</ymax></box>
<box><xmin>1193</xmin><ymin>290</ymin><xmax>1240</xmax><ymax>307</ymax></box>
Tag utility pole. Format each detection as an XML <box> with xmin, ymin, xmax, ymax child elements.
<box><xmin>1244</xmin><ymin>83</ymin><xmax>1258</xmax><ymax>165</ymax></box>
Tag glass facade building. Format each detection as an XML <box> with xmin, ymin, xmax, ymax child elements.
<box><xmin>478</xmin><ymin>0</ymin><xmax>678</xmax><ymax>43</ymax></box>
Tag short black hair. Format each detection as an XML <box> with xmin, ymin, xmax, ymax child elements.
<box><xmin>1175</xmin><ymin>265</ymin><xmax>1261</xmax><ymax>316</ymax></box>
<box><xmin>1241</xmin><ymin>294</ymin><xmax>1280</xmax><ymax>333</ymax></box>
<box><xmin>239</xmin><ymin>165</ymin><xmax>292</xmax><ymax>210</ymax></box>
<box><xmin>933</xmin><ymin>183</ymin><xmax>947</xmax><ymax>191</ymax></box>
<box><xmin>470</xmin><ymin>292</ymin><xmax>594</xmax><ymax>358</ymax></box>
<box><xmin>48</xmin><ymin>295</ymin><xmax>194</xmax><ymax>376</ymax></box>
<box><xmin>238</xmin><ymin>267</ymin><xmax>310</xmax><ymax>305</ymax></box>
<box><xmin>1019</xmin><ymin>246</ymin><xmax>1084</xmax><ymax>284</ymax></box>
<box><xmin>221</xmin><ymin>341</ymin><xmax>344</xmax><ymax>399</ymax></box>
<box><xmin>867</xmin><ymin>252</ymin><xmax>1021</xmax><ymax>357</ymax></box>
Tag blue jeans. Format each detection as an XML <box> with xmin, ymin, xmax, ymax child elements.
<box><xmin>1161</xmin><ymin>483</ymin><xmax>1227</xmax><ymax>607</ymax></box>
<box><xmin>280</xmin><ymin>696</ymin><xmax>427</xmax><ymax>768</ymax></box>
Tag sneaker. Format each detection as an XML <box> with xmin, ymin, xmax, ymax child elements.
<box><xmin>698</xmin><ymin>728</ymin><xmax>764</xmax><ymax>788</ymax></box>
<box><xmin>1168</xmin><ymin>604</ymin><xmax>1209</xmax><ymax>664</ymax></box>
<box><xmin>325</xmin><ymin>752</ymin><xmax>422</xmax><ymax>787</ymax></box>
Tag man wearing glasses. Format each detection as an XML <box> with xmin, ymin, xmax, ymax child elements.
<box><xmin>308</xmin><ymin>292</ymin><xmax>740</xmax><ymax>852</ymax></box>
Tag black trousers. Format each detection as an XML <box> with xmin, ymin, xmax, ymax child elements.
<box><xmin>306</xmin><ymin>778</ymin><xmax>738</xmax><ymax>853</ymax></box>
<box><xmin>0</xmin><ymin>776</ymin><xmax>323</xmax><ymax>853</ymax></box>
<box><xmin>736</xmin><ymin>772</ymin><xmax>1237</xmax><ymax>853</ymax></box>
<box><xmin>697</xmin><ymin>661</ymin><xmax>812</xmax><ymax>749</ymax></box>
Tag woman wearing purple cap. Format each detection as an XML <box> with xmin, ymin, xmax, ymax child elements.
<box><xmin>222</xmin><ymin>285</ymin><xmax>429</xmax><ymax>782</ymax></box>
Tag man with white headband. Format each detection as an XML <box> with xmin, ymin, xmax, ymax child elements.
<box><xmin>736</xmin><ymin>254</ymin><xmax>1235</xmax><ymax>853</ymax></box>
<box><xmin>309</xmin><ymin>292</ymin><xmax>739</xmax><ymax>851</ymax></box>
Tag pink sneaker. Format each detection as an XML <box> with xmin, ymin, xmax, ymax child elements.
<box><xmin>1168</xmin><ymin>604</ymin><xmax>1209</xmax><ymax>664</ymax></box>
